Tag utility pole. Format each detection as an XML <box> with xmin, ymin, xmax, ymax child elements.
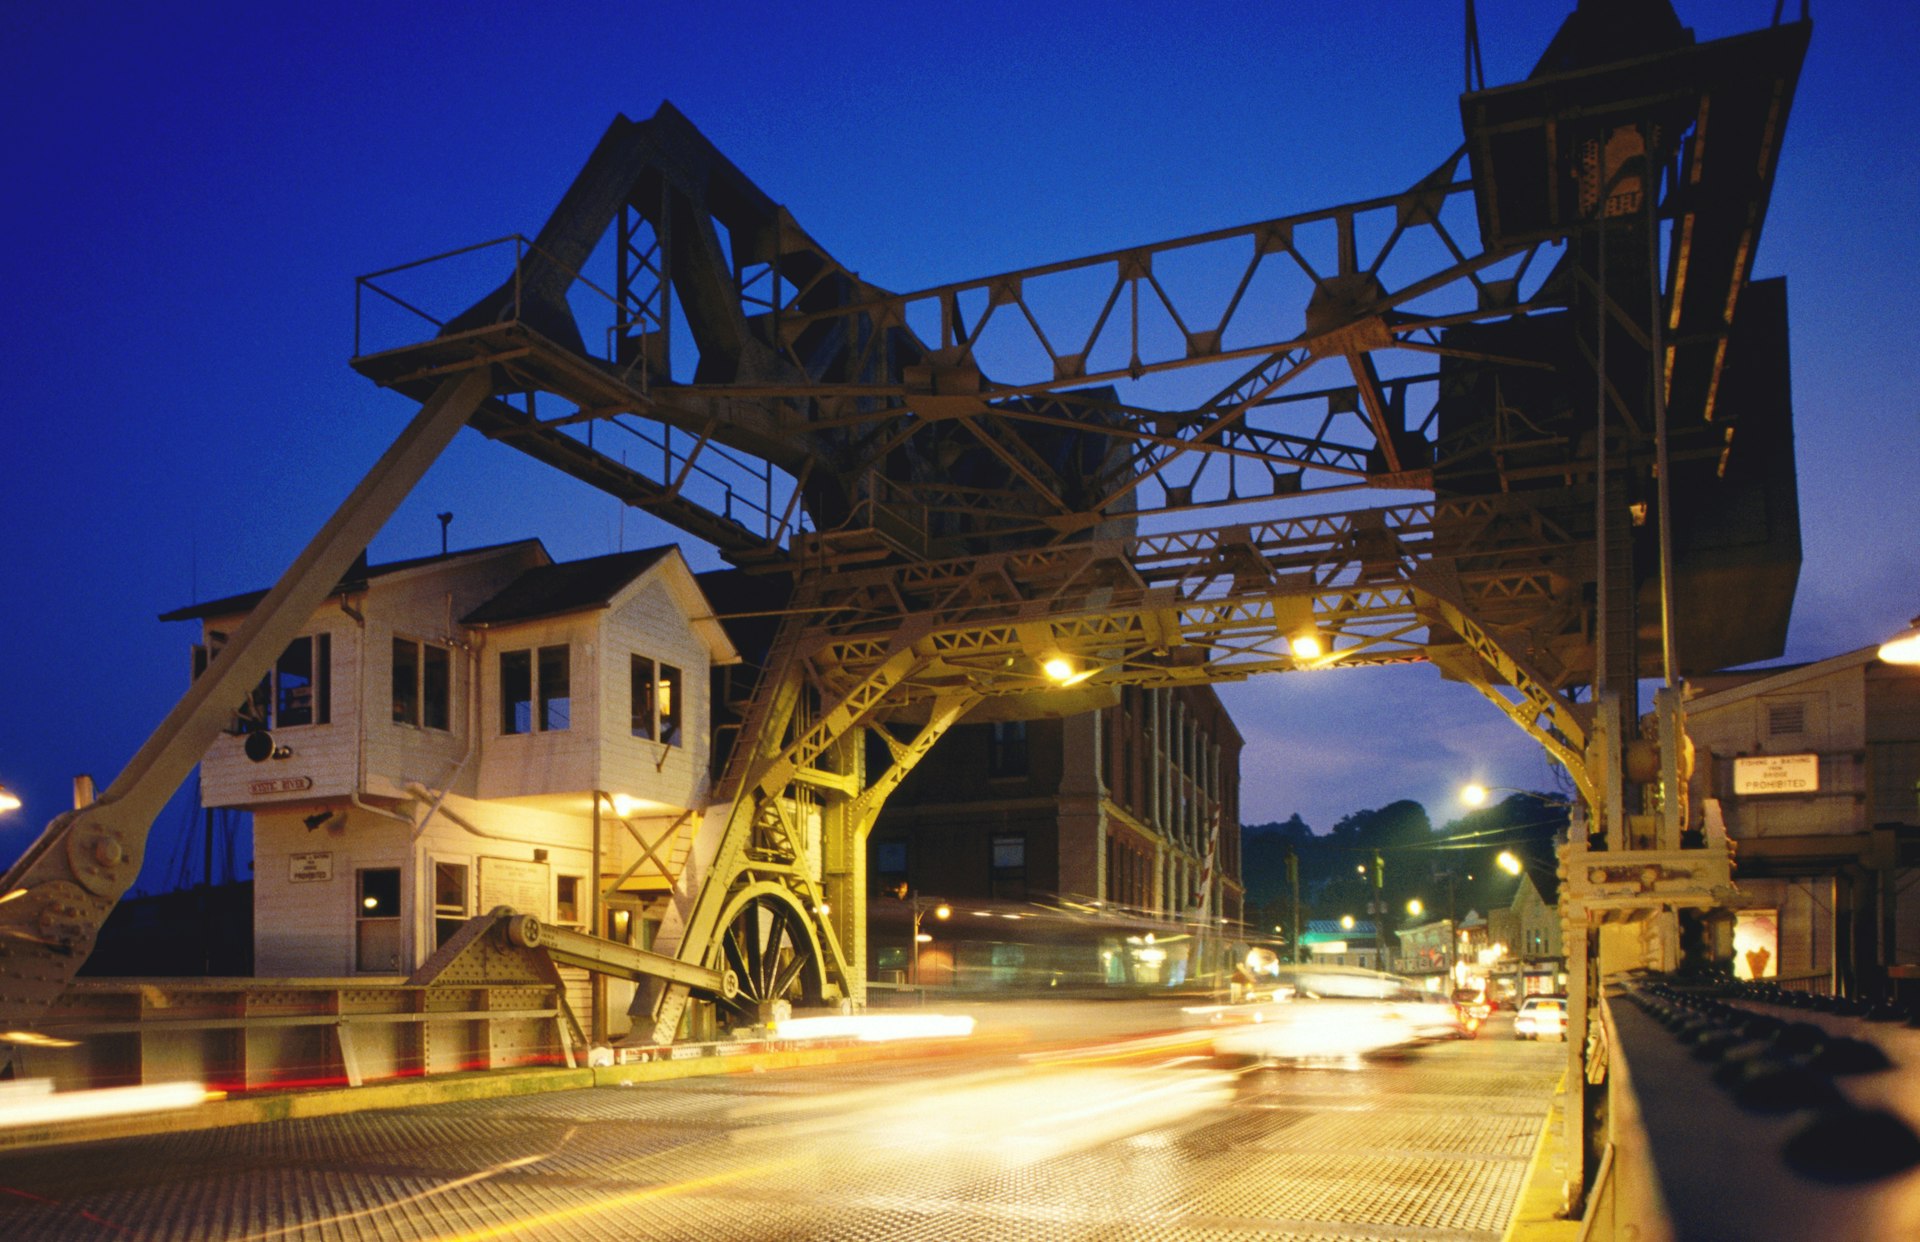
<box><xmin>1287</xmin><ymin>846</ymin><xmax>1301</xmax><ymax>964</ymax></box>
<box><xmin>1373</xmin><ymin>850</ymin><xmax>1388</xmax><ymax>971</ymax></box>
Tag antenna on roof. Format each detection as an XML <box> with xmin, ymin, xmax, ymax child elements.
<box><xmin>437</xmin><ymin>512</ymin><xmax>453</xmax><ymax>555</ymax></box>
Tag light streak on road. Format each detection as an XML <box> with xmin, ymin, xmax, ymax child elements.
<box><xmin>0</xmin><ymin>1079</ymin><xmax>209</xmax><ymax>1129</ymax></box>
<box><xmin>426</xmin><ymin>1154</ymin><xmax>808</xmax><ymax>1242</ymax></box>
<box><xmin>774</xmin><ymin>1011</ymin><xmax>976</xmax><ymax>1041</ymax></box>
<box><xmin>727</xmin><ymin>1059</ymin><xmax>1234</xmax><ymax>1166</ymax></box>
<box><xmin>237</xmin><ymin>1153</ymin><xmax>550</xmax><ymax>1242</ymax></box>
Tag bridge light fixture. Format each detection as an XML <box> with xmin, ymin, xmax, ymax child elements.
<box><xmin>1288</xmin><ymin>630</ymin><xmax>1324</xmax><ymax>660</ymax></box>
<box><xmin>1879</xmin><ymin>615</ymin><xmax>1920</xmax><ymax>665</ymax></box>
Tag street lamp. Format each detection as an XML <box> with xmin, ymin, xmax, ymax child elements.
<box><xmin>1407</xmin><ymin>898</ymin><xmax>1424</xmax><ymax>918</ymax></box>
<box><xmin>911</xmin><ymin>899</ymin><xmax>950</xmax><ymax>985</ymax></box>
<box><xmin>0</xmin><ymin>784</ymin><xmax>20</xmax><ymax>814</ymax></box>
<box><xmin>1496</xmin><ymin>850</ymin><xmax>1523</xmax><ymax>876</ymax></box>
<box><xmin>1460</xmin><ymin>782</ymin><xmax>1573</xmax><ymax>809</ymax></box>
<box><xmin>1340</xmin><ymin>913</ymin><xmax>1355</xmax><ymax>931</ymax></box>
<box><xmin>1880</xmin><ymin>615</ymin><xmax>1920</xmax><ymax>665</ymax></box>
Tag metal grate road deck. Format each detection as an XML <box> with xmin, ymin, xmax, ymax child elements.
<box><xmin>0</xmin><ymin>1023</ymin><xmax>1563</xmax><ymax>1240</ymax></box>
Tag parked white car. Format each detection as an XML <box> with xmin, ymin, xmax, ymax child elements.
<box><xmin>1514</xmin><ymin>995</ymin><xmax>1568</xmax><ymax>1040</ymax></box>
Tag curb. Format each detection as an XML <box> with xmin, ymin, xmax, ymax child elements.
<box><xmin>1503</xmin><ymin>1068</ymin><xmax>1581</xmax><ymax>1242</ymax></box>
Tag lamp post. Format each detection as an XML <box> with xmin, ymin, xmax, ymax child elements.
<box><xmin>1879</xmin><ymin>615</ymin><xmax>1920</xmax><ymax>665</ymax></box>
<box><xmin>910</xmin><ymin>897</ymin><xmax>950</xmax><ymax>986</ymax></box>
<box><xmin>1460</xmin><ymin>782</ymin><xmax>1575</xmax><ymax>809</ymax></box>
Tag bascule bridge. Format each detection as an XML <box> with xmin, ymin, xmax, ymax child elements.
<box><xmin>1</xmin><ymin>0</ymin><xmax>1806</xmax><ymax>1203</ymax></box>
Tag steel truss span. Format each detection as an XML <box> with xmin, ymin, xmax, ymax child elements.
<box><xmin>2</xmin><ymin>1</ymin><xmax>1807</xmax><ymax>1134</ymax></box>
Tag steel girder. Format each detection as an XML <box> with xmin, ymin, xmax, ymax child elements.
<box><xmin>0</xmin><ymin>8</ymin><xmax>1809</xmax><ymax>1058</ymax></box>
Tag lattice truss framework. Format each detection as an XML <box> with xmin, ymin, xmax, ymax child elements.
<box><xmin>0</xmin><ymin>10</ymin><xmax>1807</xmax><ymax>1043</ymax></box>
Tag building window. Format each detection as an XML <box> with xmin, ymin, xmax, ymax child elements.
<box><xmin>502</xmin><ymin>650</ymin><xmax>532</xmax><ymax>734</ymax></box>
<box><xmin>222</xmin><ymin>633</ymin><xmax>331</xmax><ymax>734</ymax></box>
<box><xmin>658</xmin><ymin>664</ymin><xmax>682</xmax><ymax>745</ymax></box>
<box><xmin>874</xmin><ymin>840</ymin><xmax>908</xmax><ymax>895</ymax></box>
<box><xmin>556</xmin><ymin>875</ymin><xmax>583</xmax><ymax>926</ymax></box>
<box><xmin>394</xmin><ymin>639</ymin><xmax>453</xmax><ymax>730</ymax></box>
<box><xmin>539</xmin><ymin>645</ymin><xmax>570</xmax><ymax>731</ymax></box>
<box><xmin>630</xmin><ymin>656</ymin><xmax>655</xmax><ymax>739</ymax></box>
<box><xmin>501</xmin><ymin>645</ymin><xmax>570</xmax><ymax>734</ymax></box>
<box><xmin>423</xmin><ymin>645</ymin><xmax>450</xmax><ymax>730</ymax></box>
<box><xmin>630</xmin><ymin>657</ymin><xmax>683</xmax><ymax>746</ymax></box>
<box><xmin>1767</xmin><ymin>701</ymin><xmax>1807</xmax><ymax>737</ymax></box>
<box><xmin>276</xmin><ymin>635</ymin><xmax>327</xmax><ymax>727</ymax></box>
<box><xmin>432</xmin><ymin>860</ymin><xmax>468</xmax><ymax>948</ymax></box>
<box><xmin>989</xmin><ymin>721</ymin><xmax>1028</xmax><ymax>777</ymax></box>
<box><xmin>393</xmin><ymin>639</ymin><xmax>419</xmax><ymax>725</ymax></box>
<box><xmin>356</xmin><ymin>867</ymin><xmax>403</xmax><ymax>972</ymax></box>
<box><xmin>991</xmin><ymin>833</ymin><xmax>1027</xmax><ymax>899</ymax></box>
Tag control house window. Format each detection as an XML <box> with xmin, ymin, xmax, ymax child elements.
<box><xmin>630</xmin><ymin>655</ymin><xmax>683</xmax><ymax>746</ymax></box>
<box><xmin>501</xmin><ymin>645</ymin><xmax>570</xmax><ymax>735</ymax></box>
<box><xmin>214</xmin><ymin>633</ymin><xmax>331</xmax><ymax>734</ymax></box>
<box><xmin>394</xmin><ymin>639</ymin><xmax>452</xmax><ymax>730</ymax></box>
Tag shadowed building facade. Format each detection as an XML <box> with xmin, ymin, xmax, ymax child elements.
<box><xmin>867</xmin><ymin>685</ymin><xmax>1244</xmax><ymax>945</ymax></box>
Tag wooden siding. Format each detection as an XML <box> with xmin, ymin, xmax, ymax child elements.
<box><xmin>253</xmin><ymin>806</ymin><xmax>411</xmax><ymax>976</ymax></box>
<box><xmin>412</xmin><ymin>791</ymin><xmax>594</xmax><ymax>968</ymax></box>
<box><xmin>200</xmin><ymin>612</ymin><xmax>360</xmax><ymax>810</ymax></box>
<box><xmin>197</xmin><ymin>544</ymin><xmax>543</xmax><ymax>811</ymax></box>
<box><xmin>595</xmin><ymin>576</ymin><xmax>713</xmax><ymax>808</ymax></box>
<box><xmin>473</xmin><ymin>612</ymin><xmax>601</xmax><ymax>801</ymax></box>
<box><xmin>1688</xmin><ymin>662</ymin><xmax>1869</xmax><ymax>838</ymax></box>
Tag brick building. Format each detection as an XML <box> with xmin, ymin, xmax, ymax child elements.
<box><xmin>868</xmin><ymin>684</ymin><xmax>1244</xmax><ymax>983</ymax></box>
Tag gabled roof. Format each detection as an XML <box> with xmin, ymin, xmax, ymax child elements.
<box><xmin>464</xmin><ymin>545</ymin><xmax>741</xmax><ymax>665</ymax></box>
<box><xmin>159</xmin><ymin>540</ymin><xmax>547</xmax><ymax>622</ymax></box>
<box><xmin>461</xmin><ymin>547</ymin><xmax>674</xmax><ymax>626</ymax></box>
<box><xmin>1685</xmin><ymin>645</ymin><xmax>1880</xmax><ymax>713</ymax></box>
<box><xmin>1517</xmin><ymin>857</ymin><xmax>1560</xmax><ymax>908</ymax></box>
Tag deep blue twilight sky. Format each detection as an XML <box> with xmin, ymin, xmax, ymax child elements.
<box><xmin>2</xmin><ymin>1</ymin><xmax>1915</xmax><ymax>881</ymax></box>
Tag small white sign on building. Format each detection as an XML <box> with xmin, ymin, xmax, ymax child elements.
<box><xmin>288</xmin><ymin>852</ymin><xmax>334</xmax><ymax>883</ymax></box>
<box><xmin>1733</xmin><ymin>753</ymin><xmax>1819</xmax><ymax>796</ymax></box>
<box><xmin>479</xmin><ymin>857</ymin><xmax>551</xmax><ymax>919</ymax></box>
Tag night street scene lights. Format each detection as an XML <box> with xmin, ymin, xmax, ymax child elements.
<box><xmin>1879</xmin><ymin>614</ymin><xmax>1920</xmax><ymax>665</ymax></box>
<box><xmin>1497</xmin><ymin>851</ymin><xmax>1523</xmax><ymax>876</ymax></box>
<box><xmin>0</xmin><ymin>784</ymin><xmax>20</xmax><ymax>814</ymax></box>
<box><xmin>911</xmin><ymin>898</ymin><xmax>950</xmax><ymax>985</ymax></box>
<box><xmin>1406</xmin><ymin>898</ymin><xmax>1424</xmax><ymax>918</ymax></box>
<box><xmin>1459</xmin><ymin>782</ymin><xmax>1571</xmax><ymax>809</ymax></box>
<box><xmin>1040</xmin><ymin>654</ymin><xmax>1096</xmax><ymax>687</ymax></box>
